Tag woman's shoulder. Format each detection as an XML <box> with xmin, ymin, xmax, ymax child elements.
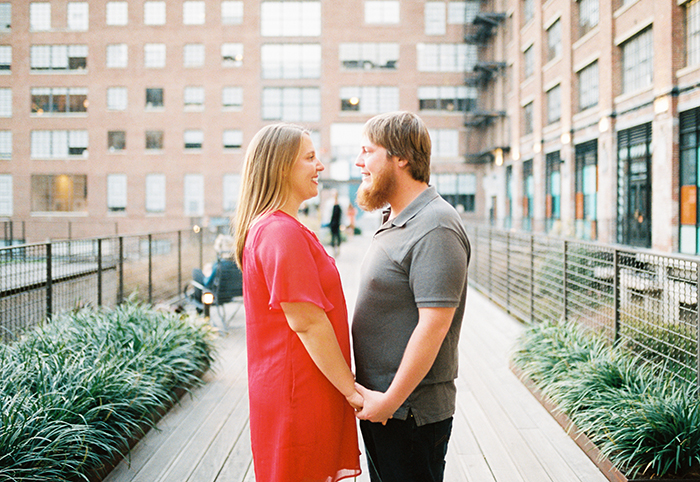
<box><xmin>250</xmin><ymin>211</ymin><xmax>305</xmax><ymax>240</ymax></box>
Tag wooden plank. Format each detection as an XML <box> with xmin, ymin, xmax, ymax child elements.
<box><xmin>214</xmin><ymin>420</ymin><xmax>255</xmax><ymax>482</ymax></box>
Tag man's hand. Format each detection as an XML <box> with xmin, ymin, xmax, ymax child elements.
<box><xmin>353</xmin><ymin>383</ymin><xmax>396</xmax><ymax>425</ymax></box>
<box><xmin>346</xmin><ymin>390</ymin><xmax>364</xmax><ymax>411</ymax></box>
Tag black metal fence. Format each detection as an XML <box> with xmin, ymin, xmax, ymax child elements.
<box><xmin>465</xmin><ymin>225</ymin><xmax>700</xmax><ymax>390</ymax></box>
<box><xmin>0</xmin><ymin>229</ymin><xmax>217</xmax><ymax>342</ymax></box>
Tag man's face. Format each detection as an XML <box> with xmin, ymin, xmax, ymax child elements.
<box><xmin>355</xmin><ymin>136</ymin><xmax>396</xmax><ymax>212</ymax></box>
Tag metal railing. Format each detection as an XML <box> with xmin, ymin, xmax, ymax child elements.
<box><xmin>0</xmin><ymin>228</ymin><xmax>217</xmax><ymax>343</ymax></box>
<box><xmin>465</xmin><ymin>225</ymin><xmax>700</xmax><ymax>390</ymax></box>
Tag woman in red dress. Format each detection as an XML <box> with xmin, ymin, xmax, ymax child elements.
<box><xmin>233</xmin><ymin>124</ymin><xmax>362</xmax><ymax>482</ymax></box>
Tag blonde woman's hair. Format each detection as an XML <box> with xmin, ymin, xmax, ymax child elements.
<box><xmin>233</xmin><ymin>123</ymin><xmax>308</xmax><ymax>268</ymax></box>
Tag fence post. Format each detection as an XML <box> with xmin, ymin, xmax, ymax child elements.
<box><xmin>614</xmin><ymin>248</ymin><xmax>620</xmax><ymax>342</ymax></box>
<box><xmin>118</xmin><ymin>236</ymin><xmax>124</xmax><ymax>304</ymax></box>
<box><xmin>97</xmin><ymin>238</ymin><xmax>103</xmax><ymax>306</ymax></box>
<box><xmin>178</xmin><ymin>230</ymin><xmax>182</xmax><ymax>298</ymax></box>
<box><xmin>563</xmin><ymin>240</ymin><xmax>568</xmax><ymax>322</ymax></box>
<box><xmin>199</xmin><ymin>227</ymin><xmax>204</xmax><ymax>270</ymax></box>
<box><xmin>488</xmin><ymin>227</ymin><xmax>492</xmax><ymax>296</ymax></box>
<box><xmin>46</xmin><ymin>242</ymin><xmax>52</xmax><ymax>320</ymax></box>
<box><xmin>506</xmin><ymin>232</ymin><xmax>511</xmax><ymax>315</ymax></box>
<box><xmin>530</xmin><ymin>234</ymin><xmax>534</xmax><ymax>324</ymax></box>
<box><xmin>148</xmin><ymin>234</ymin><xmax>153</xmax><ymax>305</ymax></box>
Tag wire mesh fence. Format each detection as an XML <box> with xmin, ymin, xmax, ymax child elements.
<box><xmin>465</xmin><ymin>225</ymin><xmax>700</xmax><ymax>389</ymax></box>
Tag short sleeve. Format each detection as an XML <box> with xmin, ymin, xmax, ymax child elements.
<box><xmin>254</xmin><ymin>220</ymin><xmax>334</xmax><ymax>312</ymax></box>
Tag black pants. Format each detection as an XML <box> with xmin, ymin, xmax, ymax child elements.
<box><xmin>360</xmin><ymin>414</ymin><xmax>453</xmax><ymax>482</ymax></box>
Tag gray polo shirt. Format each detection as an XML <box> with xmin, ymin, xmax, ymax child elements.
<box><xmin>352</xmin><ymin>186</ymin><xmax>470</xmax><ymax>426</ymax></box>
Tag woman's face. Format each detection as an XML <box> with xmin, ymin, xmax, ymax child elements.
<box><xmin>287</xmin><ymin>133</ymin><xmax>324</xmax><ymax>203</ymax></box>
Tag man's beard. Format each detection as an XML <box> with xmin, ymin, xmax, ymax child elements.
<box><xmin>356</xmin><ymin>164</ymin><xmax>396</xmax><ymax>212</ymax></box>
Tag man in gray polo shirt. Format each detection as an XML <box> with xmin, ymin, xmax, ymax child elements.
<box><xmin>353</xmin><ymin>111</ymin><xmax>470</xmax><ymax>482</ymax></box>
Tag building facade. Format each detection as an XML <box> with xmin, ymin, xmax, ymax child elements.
<box><xmin>0</xmin><ymin>0</ymin><xmax>484</xmax><ymax>242</ymax></box>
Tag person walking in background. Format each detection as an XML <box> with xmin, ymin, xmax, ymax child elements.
<box><xmin>233</xmin><ymin>123</ymin><xmax>362</xmax><ymax>482</ymax></box>
<box><xmin>329</xmin><ymin>191</ymin><xmax>343</xmax><ymax>257</ymax></box>
<box><xmin>346</xmin><ymin>202</ymin><xmax>357</xmax><ymax>236</ymax></box>
<box><xmin>352</xmin><ymin>111</ymin><xmax>471</xmax><ymax>482</ymax></box>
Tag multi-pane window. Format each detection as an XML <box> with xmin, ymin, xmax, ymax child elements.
<box><xmin>622</xmin><ymin>27</ymin><xmax>653</xmax><ymax>94</ymax></box>
<box><xmin>184</xmin><ymin>87</ymin><xmax>204</xmax><ymax>110</ymax></box>
<box><xmin>0</xmin><ymin>46</ymin><xmax>10</xmax><ymax>71</ymax></box>
<box><xmin>523</xmin><ymin>102</ymin><xmax>534</xmax><ymax>135</ymax></box>
<box><xmin>183</xmin><ymin>1</ymin><xmax>204</xmax><ymax>25</ymax></box>
<box><xmin>31</xmin><ymin>131</ymin><xmax>89</xmax><ymax>158</ymax></box>
<box><xmin>688</xmin><ymin>0</ymin><xmax>700</xmax><ymax>66</ymax></box>
<box><xmin>145</xmin><ymin>174</ymin><xmax>166</xmax><ymax>212</ymax></box>
<box><xmin>0</xmin><ymin>131</ymin><xmax>11</xmax><ymax>159</ymax></box>
<box><xmin>425</xmin><ymin>2</ymin><xmax>446</xmax><ymax>35</ymax></box>
<box><xmin>365</xmin><ymin>1</ymin><xmax>399</xmax><ymax>24</ymax></box>
<box><xmin>30</xmin><ymin>2</ymin><xmax>51</xmax><ymax>31</ymax></box>
<box><xmin>578</xmin><ymin>61</ymin><xmax>599</xmax><ymax>111</ymax></box>
<box><xmin>31</xmin><ymin>175</ymin><xmax>87</xmax><ymax>213</ymax></box>
<box><xmin>106</xmin><ymin>1</ymin><xmax>128</xmax><ymax>25</ymax></box>
<box><xmin>183</xmin><ymin>44</ymin><xmax>204</xmax><ymax>67</ymax></box>
<box><xmin>223</xmin><ymin>130</ymin><xmax>243</xmax><ymax>149</ymax></box>
<box><xmin>0</xmin><ymin>88</ymin><xmax>9</xmax><ymax>117</ymax></box>
<box><xmin>340</xmin><ymin>86</ymin><xmax>399</xmax><ymax>113</ymax></box>
<box><xmin>262</xmin><ymin>44</ymin><xmax>321</xmax><ymax>79</ymax></box>
<box><xmin>31</xmin><ymin>88</ymin><xmax>88</xmax><ymax>115</ymax></box>
<box><xmin>545</xmin><ymin>151</ymin><xmax>561</xmax><ymax>232</ymax></box>
<box><xmin>339</xmin><ymin>43</ymin><xmax>399</xmax><ymax>70</ymax></box>
<box><xmin>523</xmin><ymin>45</ymin><xmax>534</xmax><ymax>78</ymax></box>
<box><xmin>67</xmin><ymin>2</ymin><xmax>88</xmax><ymax>31</ymax></box>
<box><xmin>221</xmin><ymin>1</ymin><xmax>243</xmax><ymax>24</ymax></box>
<box><xmin>261</xmin><ymin>1</ymin><xmax>321</xmax><ymax>37</ymax></box>
<box><xmin>523</xmin><ymin>160</ymin><xmax>534</xmax><ymax>230</ymax></box>
<box><xmin>331</xmin><ymin>123</ymin><xmax>364</xmax><ymax>170</ymax></box>
<box><xmin>146</xmin><ymin>131</ymin><xmax>164</xmax><ymax>150</ymax></box>
<box><xmin>106</xmin><ymin>44</ymin><xmax>128</xmax><ymax>68</ymax></box>
<box><xmin>30</xmin><ymin>45</ymin><xmax>87</xmax><ymax>71</ymax></box>
<box><xmin>547</xmin><ymin>19</ymin><xmax>561</xmax><ymax>62</ymax></box>
<box><xmin>434</xmin><ymin>173</ymin><xmax>476</xmax><ymax>212</ymax></box>
<box><xmin>448</xmin><ymin>1</ymin><xmax>478</xmax><ymax>24</ymax></box>
<box><xmin>223</xmin><ymin>174</ymin><xmax>241</xmax><ymax>212</ymax></box>
<box><xmin>0</xmin><ymin>3</ymin><xmax>10</xmax><ymax>30</ymax></box>
<box><xmin>145</xmin><ymin>88</ymin><xmax>163</xmax><ymax>108</ymax></box>
<box><xmin>107</xmin><ymin>174</ymin><xmax>127</xmax><ymax>212</ymax></box>
<box><xmin>108</xmin><ymin>131</ymin><xmax>125</xmax><ymax>151</ymax></box>
<box><xmin>221</xmin><ymin>43</ymin><xmax>243</xmax><ymax>67</ymax></box>
<box><xmin>546</xmin><ymin>84</ymin><xmax>561</xmax><ymax>124</ymax></box>
<box><xmin>417</xmin><ymin>43</ymin><xmax>475</xmax><ymax>72</ymax></box>
<box><xmin>578</xmin><ymin>0</ymin><xmax>599</xmax><ymax>38</ymax></box>
<box><xmin>184</xmin><ymin>130</ymin><xmax>203</xmax><ymax>149</ymax></box>
<box><xmin>144</xmin><ymin>1</ymin><xmax>165</xmax><ymax>25</ymax></box>
<box><xmin>429</xmin><ymin>129</ymin><xmax>459</xmax><ymax>158</ymax></box>
<box><xmin>107</xmin><ymin>87</ymin><xmax>127</xmax><ymax>110</ymax></box>
<box><xmin>575</xmin><ymin>139</ymin><xmax>598</xmax><ymax>241</ymax></box>
<box><xmin>184</xmin><ymin>174</ymin><xmax>204</xmax><ymax>216</ymax></box>
<box><xmin>222</xmin><ymin>87</ymin><xmax>242</xmax><ymax>109</ymax></box>
<box><xmin>418</xmin><ymin>86</ymin><xmax>476</xmax><ymax>112</ymax></box>
<box><xmin>262</xmin><ymin>87</ymin><xmax>321</xmax><ymax>122</ymax></box>
<box><xmin>0</xmin><ymin>174</ymin><xmax>11</xmax><ymax>216</ymax></box>
<box><xmin>144</xmin><ymin>44</ymin><xmax>166</xmax><ymax>68</ymax></box>
<box><xmin>523</xmin><ymin>0</ymin><xmax>533</xmax><ymax>25</ymax></box>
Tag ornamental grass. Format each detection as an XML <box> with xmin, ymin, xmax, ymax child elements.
<box><xmin>0</xmin><ymin>301</ymin><xmax>216</xmax><ymax>482</ymax></box>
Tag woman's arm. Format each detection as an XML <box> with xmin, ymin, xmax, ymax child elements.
<box><xmin>281</xmin><ymin>301</ymin><xmax>363</xmax><ymax>410</ymax></box>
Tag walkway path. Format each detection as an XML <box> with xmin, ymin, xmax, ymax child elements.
<box><xmin>104</xmin><ymin>230</ymin><xmax>608</xmax><ymax>482</ymax></box>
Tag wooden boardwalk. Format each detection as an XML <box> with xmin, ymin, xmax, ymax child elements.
<box><xmin>104</xmin><ymin>232</ymin><xmax>609</xmax><ymax>482</ymax></box>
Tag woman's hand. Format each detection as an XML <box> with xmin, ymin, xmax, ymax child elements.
<box><xmin>345</xmin><ymin>390</ymin><xmax>364</xmax><ymax>411</ymax></box>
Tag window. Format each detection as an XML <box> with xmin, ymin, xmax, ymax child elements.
<box><xmin>222</xmin><ymin>174</ymin><xmax>241</xmax><ymax>212</ymax></box>
<box><xmin>262</xmin><ymin>87</ymin><xmax>320</xmax><ymax>122</ymax></box>
<box><xmin>429</xmin><ymin>129</ymin><xmax>459</xmax><ymax>158</ymax></box>
<box><xmin>688</xmin><ymin>0</ymin><xmax>700</xmax><ymax>66</ymax></box>
<box><xmin>434</xmin><ymin>173</ymin><xmax>476</xmax><ymax>212</ymax></box>
<box><xmin>448</xmin><ymin>1</ymin><xmax>478</xmax><ymax>24</ymax></box>
<box><xmin>31</xmin><ymin>131</ymin><xmax>88</xmax><ymax>158</ymax></box>
<box><xmin>340</xmin><ymin>86</ymin><xmax>399</xmax><ymax>113</ymax></box>
<box><xmin>184</xmin><ymin>174</ymin><xmax>204</xmax><ymax>216</ymax></box>
<box><xmin>575</xmin><ymin>139</ymin><xmax>598</xmax><ymax>240</ymax></box>
<box><xmin>30</xmin><ymin>45</ymin><xmax>87</xmax><ymax>72</ymax></box>
<box><xmin>339</xmin><ymin>43</ymin><xmax>399</xmax><ymax>70</ymax></box>
<box><xmin>578</xmin><ymin>0</ymin><xmax>598</xmax><ymax>38</ymax></box>
<box><xmin>222</xmin><ymin>87</ymin><xmax>242</xmax><ymax>109</ymax></box>
<box><xmin>183</xmin><ymin>1</ymin><xmax>204</xmax><ymax>24</ymax></box>
<box><xmin>107</xmin><ymin>174</ymin><xmax>127</xmax><ymax>212</ymax></box>
<box><xmin>365</xmin><ymin>1</ymin><xmax>399</xmax><ymax>24</ymax></box>
<box><xmin>261</xmin><ymin>44</ymin><xmax>321</xmax><ymax>79</ymax></box>
<box><xmin>146</xmin><ymin>131</ymin><xmax>164</xmax><ymax>150</ymax></box>
<box><xmin>622</xmin><ymin>27</ymin><xmax>653</xmax><ymax>94</ymax></box>
<box><xmin>546</xmin><ymin>84</ymin><xmax>561</xmax><ymax>124</ymax></box>
<box><xmin>108</xmin><ymin>131</ymin><xmax>125</xmax><ymax>151</ymax></box>
<box><xmin>107</xmin><ymin>87</ymin><xmax>127</xmax><ymax>110</ymax></box>
<box><xmin>545</xmin><ymin>151</ymin><xmax>561</xmax><ymax>232</ymax></box>
<box><xmin>547</xmin><ymin>19</ymin><xmax>561</xmax><ymax>62</ymax></box>
<box><xmin>184</xmin><ymin>130</ymin><xmax>203</xmax><ymax>149</ymax></box>
<box><xmin>144</xmin><ymin>43</ymin><xmax>166</xmax><ymax>68</ymax></box>
<box><xmin>67</xmin><ymin>2</ymin><xmax>88</xmax><ymax>31</ymax></box>
<box><xmin>0</xmin><ymin>131</ymin><xmax>11</xmax><ymax>159</ymax></box>
<box><xmin>0</xmin><ymin>174</ymin><xmax>11</xmax><ymax>216</ymax></box>
<box><xmin>221</xmin><ymin>43</ymin><xmax>243</xmax><ymax>67</ymax></box>
<box><xmin>31</xmin><ymin>174</ymin><xmax>87</xmax><ymax>213</ymax></box>
<box><xmin>184</xmin><ymin>87</ymin><xmax>204</xmax><ymax>110</ymax></box>
<box><xmin>330</xmin><ymin>123</ymin><xmax>364</xmax><ymax>173</ymax></box>
<box><xmin>144</xmin><ymin>1</ymin><xmax>165</xmax><ymax>25</ymax></box>
<box><xmin>221</xmin><ymin>1</ymin><xmax>243</xmax><ymax>24</ymax></box>
<box><xmin>223</xmin><ymin>130</ymin><xmax>243</xmax><ymax>149</ymax></box>
<box><xmin>145</xmin><ymin>174</ymin><xmax>166</xmax><ymax>212</ymax></box>
<box><xmin>418</xmin><ymin>86</ymin><xmax>476</xmax><ymax>112</ymax></box>
<box><xmin>30</xmin><ymin>2</ymin><xmax>51</xmax><ymax>31</ymax></box>
<box><xmin>31</xmin><ymin>88</ymin><xmax>87</xmax><ymax>115</ymax></box>
<box><xmin>106</xmin><ymin>1</ymin><xmax>128</xmax><ymax>25</ymax></box>
<box><xmin>425</xmin><ymin>2</ymin><xmax>446</xmax><ymax>35</ymax></box>
<box><xmin>0</xmin><ymin>88</ymin><xmax>10</xmax><ymax>117</ymax></box>
<box><xmin>145</xmin><ymin>88</ymin><xmax>164</xmax><ymax>108</ymax></box>
<box><xmin>261</xmin><ymin>1</ymin><xmax>321</xmax><ymax>36</ymax></box>
<box><xmin>578</xmin><ymin>61</ymin><xmax>598</xmax><ymax>111</ymax></box>
<box><xmin>106</xmin><ymin>44</ymin><xmax>128</xmax><ymax>68</ymax></box>
<box><xmin>523</xmin><ymin>160</ymin><xmax>533</xmax><ymax>230</ymax></box>
<box><xmin>417</xmin><ymin>43</ymin><xmax>475</xmax><ymax>72</ymax></box>
<box><xmin>183</xmin><ymin>43</ymin><xmax>204</xmax><ymax>67</ymax></box>
<box><xmin>523</xmin><ymin>0</ymin><xmax>533</xmax><ymax>25</ymax></box>
<box><xmin>523</xmin><ymin>45</ymin><xmax>534</xmax><ymax>78</ymax></box>
<box><xmin>0</xmin><ymin>3</ymin><xmax>10</xmax><ymax>30</ymax></box>
<box><xmin>523</xmin><ymin>102</ymin><xmax>533</xmax><ymax>135</ymax></box>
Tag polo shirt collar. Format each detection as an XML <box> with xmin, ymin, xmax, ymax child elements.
<box><xmin>381</xmin><ymin>185</ymin><xmax>438</xmax><ymax>229</ymax></box>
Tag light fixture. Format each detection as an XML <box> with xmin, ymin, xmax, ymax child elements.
<box><xmin>561</xmin><ymin>132</ymin><xmax>571</xmax><ymax>144</ymax></box>
<box><xmin>599</xmin><ymin>117</ymin><xmax>609</xmax><ymax>133</ymax></box>
<box><xmin>202</xmin><ymin>291</ymin><xmax>214</xmax><ymax>318</ymax></box>
<box><xmin>494</xmin><ymin>148</ymin><xmax>503</xmax><ymax>166</ymax></box>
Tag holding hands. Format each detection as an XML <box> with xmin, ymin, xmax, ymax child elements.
<box><xmin>353</xmin><ymin>383</ymin><xmax>396</xmax><ymax>425</ymax></box>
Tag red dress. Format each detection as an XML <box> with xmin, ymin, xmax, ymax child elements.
<box><xmin>242</xmin><ymin>211</ymin><xmax>361</xmax><ymax>482</ymax></box>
